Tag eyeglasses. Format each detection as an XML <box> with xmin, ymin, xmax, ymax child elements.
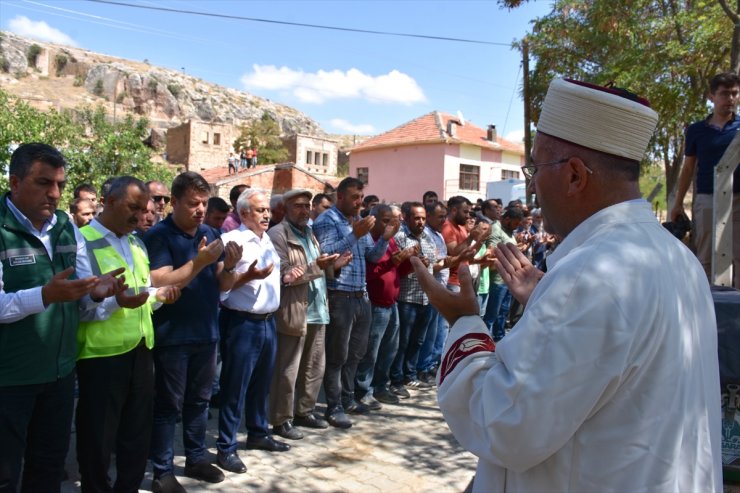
<box><xmin>521</xmin><ymin>157</ymin><xmax>593</xmax><ymax>180</ymax></box>
<box><xmin>152</xmin><ymin>195</ymin><xmax>170</xmax><ymax>204</ymax></box>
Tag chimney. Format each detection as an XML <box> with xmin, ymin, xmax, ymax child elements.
<box><xmin>447</xmin><ymin>120</ymin><xmax>457</xmax><ymax>138</ymax></box>
<box><xmin>487</xmin><ymin>124</ymin><xmax>497</xmax><ymax>142</ymax></box>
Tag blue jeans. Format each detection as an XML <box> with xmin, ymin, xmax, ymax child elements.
<box><xmin>217</xmin><ymin>308</ymin><xmax>276</xmax><ymax>454</ymax></box>
<box><xmin>431</xmin><ymin>311</ymin><xmax>449</xmax><ymax>366</ymax></box>
<box><xmin>483</xmin><ymin>283</ymin><xmax>511</xmax><ymax>341</ymax></box>
<box><xmin>478</xmin><ymin>293</ymin><xmax>489</xmax><ymax>316</ymax></box>
<box><xmin>391</xmin><ymin>302</ymin><xmax>432</xmax><ymax>384</ymax></box>
<box><xmin>150</xmin><ymin>342</ymin><xmax>217</xmax><ymax>477</ymax></box>
<box><xmin>417</xmin><ymin>305</ymin><xmax>439</xmax><ymax>373</ymax></box>
<box><xmin>356</xmin><ymin>303</ymin><xmax>399</xmax><ymax>395</ymax></box>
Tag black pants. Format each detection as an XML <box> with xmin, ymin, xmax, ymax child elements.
<box><xmin>76</xmin><ymin>344</ymin><xmax>154</xmax><ymax>493</ymax></box>
<box><xmin>0</xmin><ymin>372</ymin><xmax>75</xmax><ymax>493</ymax></box>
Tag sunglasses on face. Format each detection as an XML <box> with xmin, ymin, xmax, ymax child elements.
<box><xmin>153</xmin><ymin>195</ymin><xmax>171</xmax><ymax>204</ymax></box>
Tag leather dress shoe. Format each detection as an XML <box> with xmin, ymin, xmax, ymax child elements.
<box><xmin>245</xmin><ymin>435</ymin><xmax>291</xmax><ymax>452</ymax></box>
<box><xmin>325</xmin><ymin>409</ymin><xmax>352</xmax><ymax>429</ymax></box>
<box><xmin>374</xmin><ymin>387</ymin><xmax>400</xmax><ymax>405</ymax></box>
<box><xmin>344</xmin><ymin>400</ymin><xmax>370</xmax><ymax>415</ymax></box>
<box><xmin>293</xmin><ymin>413</ymin><xmax>329</xmax><ymax>429</ymax></box>
<box><xmin>272</xmin><ymin>421</ymin><xmax>304</xmax><ymax>440</ymax></box>
<box><xmin>184</xmin><ymin>459</ymin><xmax>225</xmax><ymax>483</ymax></box>
<box><xmin>216</xmin><ymin>451</ymin><xmax>247</xmax><ymax>474</ymax></box>
<box><xmin>152</xmin><ymin>474</ymin><xmax>186</xmax><ymax>493</ymax></box>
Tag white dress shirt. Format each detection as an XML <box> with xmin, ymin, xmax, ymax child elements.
<box><xmin>220</xmin><ymin>225</ymin><xmax>281</xmax><ymax>314</ymax></box>
<box><xmin>437</xmin><ymin>200</ymin><xmax>722</xmax><ymax>493</ymax></box>
<box><xmin>0</xmin><ymin>197</ymin><xmax>92</xmax><ymax>323</ymax></box>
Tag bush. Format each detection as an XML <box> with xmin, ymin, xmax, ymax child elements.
<box><xmin>93</xmin><ymin>79</ymin><xmax>104</xmax><ymax>97</ymax></box>
<box><xmin>167</xmin><ymin>83</ymin><xmax>181</xmax><ymax>98</ymax></box>
<box><xmin>0</xmin><ymin>56</ymin><xmax>9</xmax><ymax>73</ymax></box>
<box><xmin>147</xmin><ymin>79</ymin><xmax>158</xmax><ymax>92</ymax></box>
<box><xmin>27</xmin><ymin>44</ymin><xmax>41</xmax><ymax>68</ymax></box>
<box><xmin>54</xmin><ymin>54</ymin><xmax>67</xmax><ymax>76</ymax></box>
<box><xmin>116</xmin><ymin>91</ymin><xmax>127</xmax><ymax>104</ymax></box>
<box><xmin>73</xmin><ymin>75</ymin><xmax>84</xmax><ymax>87</ymax></box>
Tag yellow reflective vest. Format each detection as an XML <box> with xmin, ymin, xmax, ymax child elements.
<box><xmin>77</xmin><ymin>226</ymin><xmax>154</xmax><ymax>359</ymax></box>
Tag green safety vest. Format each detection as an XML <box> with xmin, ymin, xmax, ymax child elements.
<box><xmin>0</xmin><ymin>196</ymin><xmax>79</xmax><ymax>386</ymax></box>
<box><xmin>77</xmin><ymin>225</ymin><xmax>154</xmax><ymax>359</ymax></box>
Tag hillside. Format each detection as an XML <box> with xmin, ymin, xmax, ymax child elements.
<box><xmin>0</xmin><ymin>31</ymin><xmax>325</xmax><ymax>138</ymax></box>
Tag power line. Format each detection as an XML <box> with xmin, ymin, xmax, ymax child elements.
<box><xmin>83</xmin><ymin>0</ymin><xmax>513</xmax><ymax>47</ymax></box>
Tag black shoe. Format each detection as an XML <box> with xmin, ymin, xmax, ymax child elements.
<box><xmin>209</xmin><ymin>392</ymin><xmax>221</xmax><ymax>409</ymax></box>
<box><xmin>152</xmin><ymin>474</ymin><xmax>186</xmax><ymax>493</ymax></box>
<box><xmin>325</xmin><ymin>409</ymin><xmax>352</xmax><ymax>429</ymax></box>
<box><xmin>344</xmin><ymin>400</ymin><xmax>370</xmax><ymax>415</ymax></box>
<box><xmin>404</xmin><ymin>378</ymin><xmax>433</xmax><ymax>390</ymax></box>
<box><xmin>419</xmin><ymin>371</ymin><xmax>436</xmax><ymax>386</ymax></box>
<box><xmin>245</xmin><ymin>435</ymin><xmax>291</xmax><ymax>452</ymax></box>
<box><xmin>359</xmin><ymin>393</ymin><xmax>382</xmax><ymax>411</ymax></box>
<box><xmin>272</xmin><ymin>421</ymin><xmax>304</xmax><ymax>440</ymax></box>
<box><xmin>390</xmin><ymin>383</ymin><xmax>411</xmax><ymax>399</ymax></box>
<box><xmin>216</xmin><ymin>451</ymin><xmax>247</xmax><ymax>474</ymax></box>
<box><xmin>293</xmin><ymin>413</ymin><xmax>329</xmax><ymax>429</ymax></box>
<box><xmin>373</xmin><ymin>387</ymin><xmax>400</xmax><ymax>405</ymax></box>
<box><xmin>184</xmin><ymin>459</ymin><xmax>225</xmax><ymax>483</ymax></box>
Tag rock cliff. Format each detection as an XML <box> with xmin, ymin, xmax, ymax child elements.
<box><xmin>0</xmin><ymin>31</ymin><xmax>325</xmax><ymax>137</ymax></box>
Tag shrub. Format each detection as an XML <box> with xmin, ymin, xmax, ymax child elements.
<box><xmin>54</xmin><ymin>54</ymin><xmax>67</xmax><ymax>76</ymax></box>
<box><xmin>93</xmin><ymin>79</ymin><xmax>104</xmax><ymax>97</ymax></box>
<box><xmin>116</xmin><ymin>91</ymin><xmax>127</xmax><ymax>104</ymax></box>
<box><xmin>147</xmin><ymin>79</ymin><xmax>158</xmax><ymax>92</ymax></box>
<box><xmin>27</xmin><ymin>44</ymin><xmax>41</xmax><ymax>68</ymax></box>
<box><xmin>167</xmin><ymin>83</ymin><xmax>181</xmax><ymax>98</ymax></box>
<box><xmin>0</xmin><ymin>56</ymin><xmax>9</xmax><ymax>73</ymax></box>
<box><xmin>73</xmin><ymin>75</ymin><xmax>84</xmax><ymax>87</ymax></box>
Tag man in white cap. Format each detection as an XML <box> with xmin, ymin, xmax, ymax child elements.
<box><xmin>417</xmin><ymin>79</ymin><xmax>722</xmax><ymax>492</ymax></box>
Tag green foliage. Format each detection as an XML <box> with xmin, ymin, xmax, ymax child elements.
<box><xmin>54</xmin><ymin>54</ymin><xmax>67</xmax><ymax>76</ymax></box>
<box><xmin>233</xmin><ymin>112</ymin><xmax>289</xmax><ymax>164</ymax></box>
<box><xmin>0</xmin><ymin>89</ymin><xmax>174</xmax><ymax>206</ymax></box>
<box><xmin>26</xmin><ymin>44</ymin><xmax>41</xmax><ymax>68</ymax></box>
<box><xmin>167</xmin><ymin>83</ymin><xmax>181</xmax><ymax>98</ymax></box>
<box><xmin>147</xmin><ymin>78</ymin><xmax>158</xmax><ymax>92</ymax></box>
<box><xmin>0</xmin><ymin>56</ymin><xmax>9</xmax><ymax>73</ymax></box>
<box><xmin>93</xmin><ymin>79</ymin><xmax>104</xmax><ymax>97</ymax></box>
<box><xmin>518</xmin><ymin>0</ymin><xmax>731</xmax><ymax>208</ymax></box>
<box><xmin>73</xmin><ymin>75</ymin><xmax>84</xmax><ymax>87</ymax></box>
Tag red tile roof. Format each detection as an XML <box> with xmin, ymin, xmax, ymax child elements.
<box><xmin>350</xmin><ymin>111</ymin><xmax>524</xmax><ymax>155</ymax></box>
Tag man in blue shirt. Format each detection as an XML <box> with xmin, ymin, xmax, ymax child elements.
<box><xmin>144</xmin><ymin>172</ymin><xmax>241</xmax><ymax>493</ymax></box>
<box><xmin>671</xmin><ymin>72</ymin><xmax>740</xmax><ymax>286</ymax></box>
<box><xmin>312</xmin><ymin>177</ymin><xmax>396</xmax><ymax>428</ymax></box>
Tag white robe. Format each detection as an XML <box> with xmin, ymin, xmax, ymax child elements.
<box><xmin>438</xmin><ymin>200</ymin><xmax>722</xmax><ymax>493</ymax></box>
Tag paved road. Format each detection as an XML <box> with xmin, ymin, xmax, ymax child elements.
<box><xmin>63</xmin><ymin>388</ymin><xmax>477</xmax><ymax>492</ymax></box>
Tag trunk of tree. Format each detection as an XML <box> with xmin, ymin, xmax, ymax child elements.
<box><xmin>718</xmin><ymin>0</ymin><xmax>740</xmax><ymax>72</ymax></box>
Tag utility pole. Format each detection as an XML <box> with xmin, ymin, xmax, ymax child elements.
<box><xmin>522</xmin><ymin>38</ymin><xmax>533</xmax><ymax>205</ymax></box>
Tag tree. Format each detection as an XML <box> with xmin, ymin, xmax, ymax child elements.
<box><xmin>508</xmin><ymin>0</ymin><xmax>730</xmax><ymax>204</ymax></box>
<box><xmin>233</xmin><ymin>112</ymin><xmax>289</xmax><ymax>165</ymax></box>
<box><xmin>716</xmin><ymin>0</ymin><xmax>740</xmax><ymax>72</ymax></box>
<box><xmin>0</xmin><ymin>89</ymin><xmax>174</xmax><ymax>205</ymax></box>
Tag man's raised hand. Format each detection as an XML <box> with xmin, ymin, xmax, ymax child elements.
<box><xmin>42</xmin><ymin>267</ymin><xmax>102</xmax><ymax>305</ymax></box>
<box><xmin>115</xmin><ymin>289</ymin><xmax>150</xmax><ymax>310</ymax></box>
<box><xmin>244</xmin><ymin>260</ymin><xmax>275</xmax><ymax>281</ymax></box>
<box><xmin>282</xmin><ymin>265</ymin><xmax>305</xmax><ymax>284</ymax></box>
<box><xmin>411</xmin><ymin>257</ymin><xmax>478</xmax><ymax>326</ymax></box>
<box><xmin>352</xmin><ymin>215</ymin><xmax>375</xmax><ymax>238</ymax></box>
<box><xmin>493</xmin><ymin>242</ymin><xmax>544</xmax><ymax>306</ymax></box>
<box><xmin>222</xmin><ymin>241</ymin><xmax>243</xmax><ymax>271</ymax></box>
<box><xmin>316</xmin><ymin>253</ymin><xmax>340</xmax><ymax>270</ymax></box>
<box><xmin>383</xmin><ymin>217</ymin><xmax>401</xmax><ymax>240</ymax></box>
<box><xmin>155</xmin><ymin>286</ymin><xmax>181</xmax><ymax>304</ymax></box>
<box><xmin>194</xmin><ymin>237</ymin><xmax>224</xmax><ymax>267</ymax></box>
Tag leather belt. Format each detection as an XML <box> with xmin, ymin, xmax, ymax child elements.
<box><xmin>223</xmin><ymin>306</ymin><xmax>275</xmax><ymax>321</ymax></box>
<box><xmin>328</xmin><ymin>289</ymin><xmax>366</xmax><ymax>299</ymax></box>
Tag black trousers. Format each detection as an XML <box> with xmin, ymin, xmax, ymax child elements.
<box><xmin>0</xmin><ymin>372</ymin><xmax>75</xmax><ymax>493</ymax></box>
<box><xmin>76</xmin><ymin>344</ymin><xmax>154</xmax><ymax>493</ymax></box>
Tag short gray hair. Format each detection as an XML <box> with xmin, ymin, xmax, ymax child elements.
<box><xmin>270</xmin><ymin>194</ymin><xmax>283</xmax><ymax>210</ymax></box>
<box><xmin>236</xmin><ymin>188</ymin><xmax>266</xmax><ymax>214</ymax></box>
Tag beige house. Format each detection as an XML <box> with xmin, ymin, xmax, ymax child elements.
<box><xmin>282</xmin><ymin>134</ymin><xmax>339</xmax><ymax>176</ymax></box>
<box><xmin>166</xmin><ymin>120</ymin><xmax>239</xmax><ymax>172</ymax></box>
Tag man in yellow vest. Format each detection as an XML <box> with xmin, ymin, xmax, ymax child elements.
<box><xmin>76</xmin><ymin>176</ymin><xmax>180</xmax><ymax>492</ymax></box>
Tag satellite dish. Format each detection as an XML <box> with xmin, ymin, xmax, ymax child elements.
<box><xmin>457</xmin><ymin>110</ymin><xmax>466</xmax><ymax>126</ymax></box>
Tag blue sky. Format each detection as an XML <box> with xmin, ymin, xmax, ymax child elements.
<box><xmin>0</xmin><ymin>0</ymin><xmax>552</xmax><ymax>141</ymax></box>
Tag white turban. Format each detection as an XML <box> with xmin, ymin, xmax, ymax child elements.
<box><xmin>537</xmin><ymin>79</ymin><xmax>659</xmax><ymax>161</ymax></box>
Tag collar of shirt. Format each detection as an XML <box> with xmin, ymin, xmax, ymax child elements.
<box><xmin>546</xmin><ymin>199</ymin><xmax>651</xmax><ymax>271</ymax></box>
<box><xmin>89</xmin><ymin>218</ymin><xmax>136</xmax><ymax>267</ymax></box>
<box><xmin>5</xmin><ymin>196</ymin><xmax>57</xmax><ymax>236</ymax></box>
<box><xmin>327</xmin><ymin>205</ymin><xmax>355</xmax><ymax>225</ymax></box>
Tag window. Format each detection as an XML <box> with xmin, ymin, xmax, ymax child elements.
<box><xmin>306</xmin><ymin>151</ymin><xmax>313</xmax><ymax>165</ymax></box>
<box><xmin>213</xmin><ymin>133</ymin><xmax>221</xmax><ymax>145</ymax></box>
<box><xmin>322</xmin><ymin>153</ymin><xmax>329</xmax><ymax>166</ymax></box>
<box><xmin>357</xmin><ymin>167</ymin><xmax>369</xmax><ymax>185</ymax></box>
<box><xmin>502</xmin><ymin>169</ymin><xmax>520</xmax><ymax>180</ymax></box>
<box><xmin>201</xmin><ymin>132</ymin><xmax>209</xmax><ymax>144</ymax></box>
<box><xmin>459</xmin><ymin>164</ymin><xmax>480</xmax><ymax>191</ymax></box>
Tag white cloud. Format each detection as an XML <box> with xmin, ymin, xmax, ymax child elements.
<box><xmin>8</xmin><ymin>16</ymin><xmax>77</xmax><ymax>46</ymax></box>
<box><xmin>330</xmin><ymin>118</ymin><xmax>376</xmax><ymax>135</ymax></box>
<box><xmin>504</xmin><ymin>129</ymin><xmax>525</xmax><ymax>143</ymax></box>
<box><xmin>241</xmin><ymin>65</ymin><xmax>426</xmax><ymax>105</ymax></box>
